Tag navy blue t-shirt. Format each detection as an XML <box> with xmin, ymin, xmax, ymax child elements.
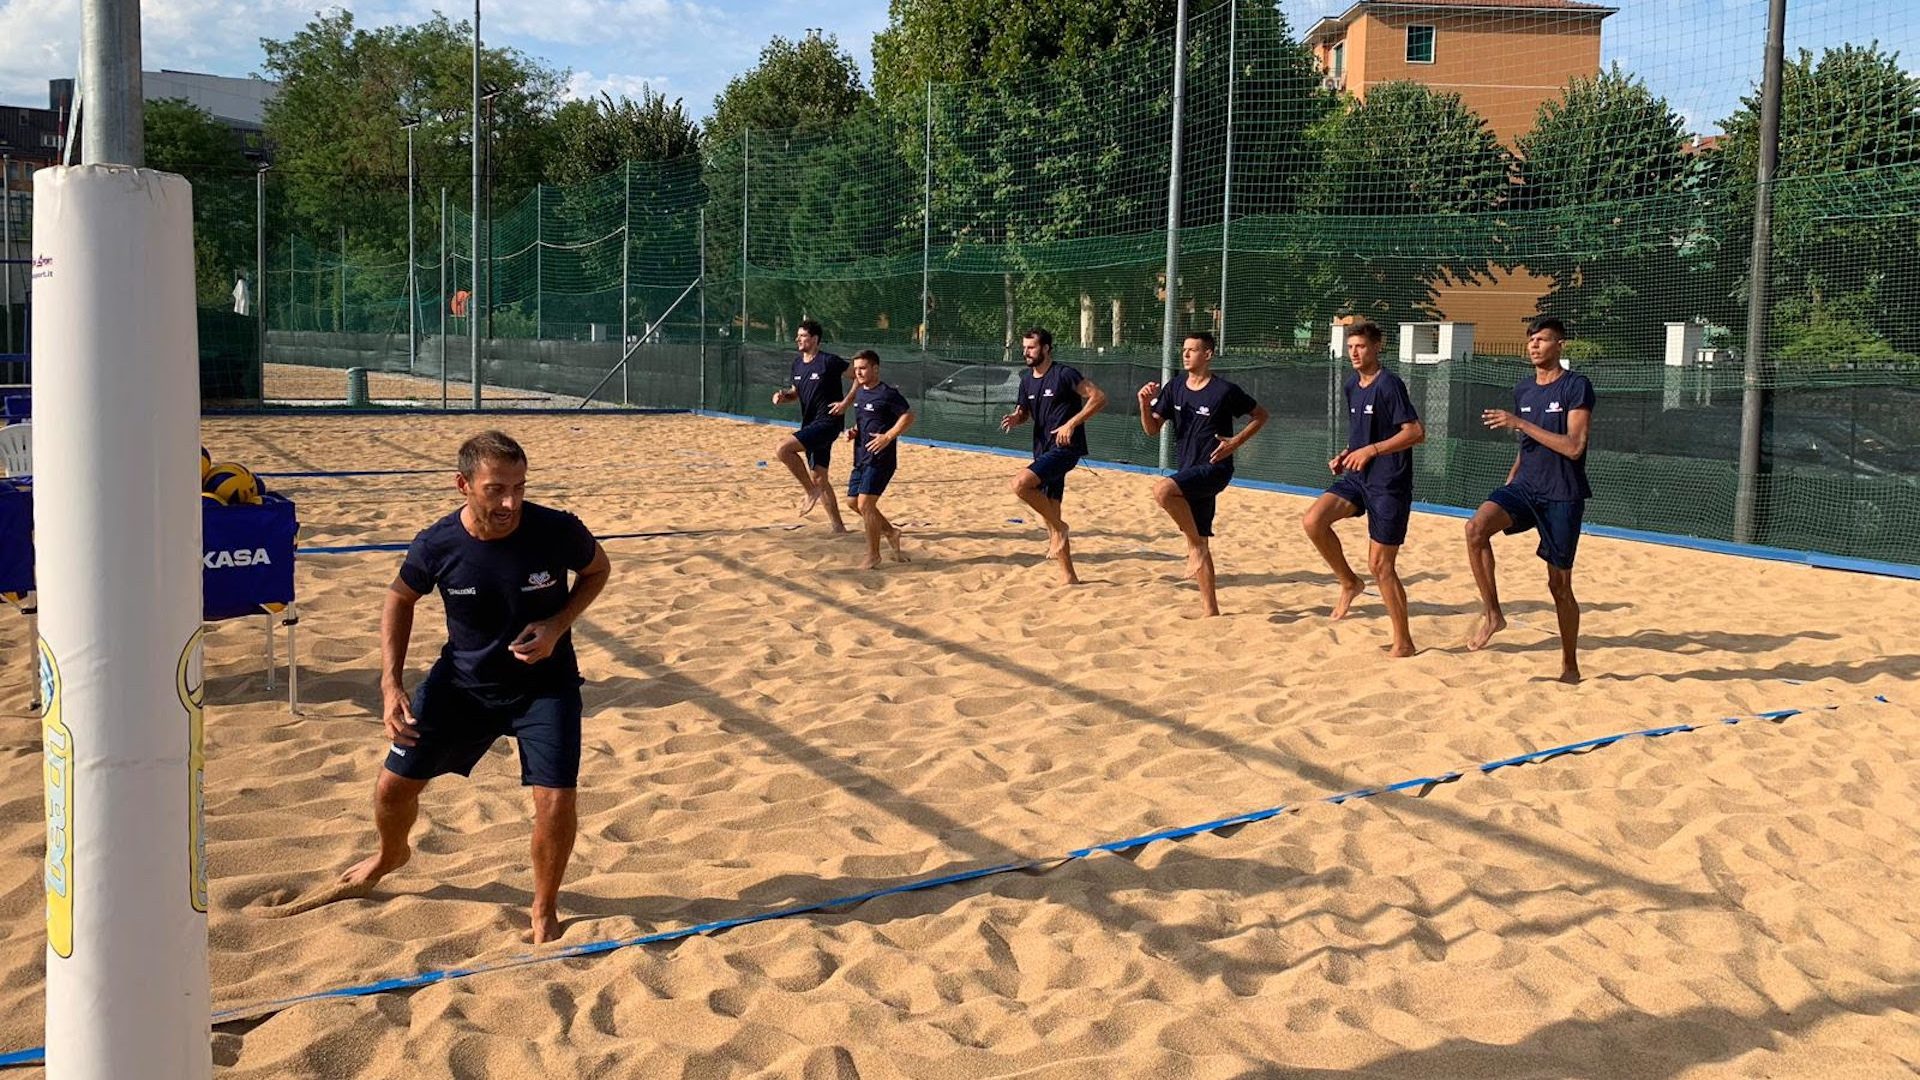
<box><xmin>790</xmin><ymin>352</ymin><xmax>850</xmax><ymax>426</ymax></box>
<box><xmin>398</xmin><ymin>502</ymin><xmax>599</xmax><ymax>695</ymax></box>
<box><xmin>1344</xmin><ymin>368</ymin><xmax>1420</xmax><ymax>494</ymax></box>
<box><xmin>1152</xmin><ymin>375</ymin><xmax>1260</xmax><ymax>471</ymax></box>
<box><xmin>1019</xmin><ymin>363</ymin><xmax>1090</xmax><ymax>457</ymax></box>
<box><xmin>851</xmin><ymin>383</ymin><xmax>912</xmax><ymax>468</ymax></box>
<box><xmin>1512</xmin><ymin>370</ymin><xmax>1596</xmax><ymax>502</ymax></box>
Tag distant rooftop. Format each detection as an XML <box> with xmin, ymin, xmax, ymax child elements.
<box><xmin>1307</xmin><ymin>0</ymin><xmax>1616</xmax><ymax>43</ymax></box>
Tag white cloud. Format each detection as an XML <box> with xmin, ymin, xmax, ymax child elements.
<box><xmin>563</xmin><ymin>70</ymin><xmax>671</xmax><ymax>103</ymax></box>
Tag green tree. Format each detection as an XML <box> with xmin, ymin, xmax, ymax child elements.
<box><xmin>145</xmin><ymin>98</ymin><xmax>254</xmax><ymax>305</ymax></box>
<box><xmin>1515</xmin><ymin>68</ymin><xmax>1705</xmax><ymax>361</ymax></box>
<box><xmin>550</xmin><ymin>90</ymin><xmax>699</xmax><ymax>184</ymax></box>
<box><xmin>1307</xmin><ymin>81</ymin><xmax>1515</xmax><ymax>328</ymax></box>
<box><xmin>706</xmin><ymin>32</ymin><xmax>868</xmax><ymax>145</ymax></box>
<box><xmin>1718</xmin><ymin>44</ymin><xmax>1920</xmax><ymax>359</ymax></box>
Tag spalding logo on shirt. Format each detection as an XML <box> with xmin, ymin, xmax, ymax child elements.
<box><xmin>523</xmin><ymin>571</ymin><xmax>557</xmax><ymax>591</ymax></box>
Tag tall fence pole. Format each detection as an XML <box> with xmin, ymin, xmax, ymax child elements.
<box><xmin>1735</xmin><ymin>0</ymin><xmax>1786</xmax><ymax>545</ymax></box>
<box><xmin>1217</xmin><ymin>0</ymin><xmax>1237</xmax><ymax>353</ymax></box>
<box><xmin>921</xmin><ymin>82</ymin><xmax>933</xmax><ymax>352</ymax></box>
<box><xmin>699</xmin><ymin>207</ymin><xmax>707</xmax><ymax>410</ymax></box>
<box><xmin>1157</xmin><ymin>0</ymin><xmax>1192</xmax><ymax>470</ymax></box>
<box><xmin>255</xmin><ymin>164</ymin><xmax>267</xmax><ymax>386</ymax></box>
<box><xmin>534</xmin><ymin>184</ymin><xmax>543</xmax><ymax>340</ymax></box>
<box><xmin>440</xmin><ymin>186</ymin><xmax>448</xmax><ymax>409</ymax></box>
<box><xmin>2</xmin><ymin>153</ymin><xmax>11</xmax><ymax>353</ymax></box>
<box><xmin>469</xmin><ymin>0</ymin><xmax>482</xmax><ymax>410</ymax></box>
<box><xmin>740</xmin><ymin>128</ymin><xmax>750</xmax><ymax>347</ymax></box>
<box><xmin>336</xmin><ymin>224</ymin><xmax>345</xmax><ymax>333</ymax></box>
<box><xmin>405</xmin><ymin>124</ymin><xmax>417</xmax><ymax>374</ymax></box>
<box><xmin>621</xmin><ymin>162</ymin><xmax>631</xmax><ymax>406</ymax></box>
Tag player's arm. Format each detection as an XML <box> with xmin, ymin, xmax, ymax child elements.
<box><xmin>1209</xmin><ymin>404</ymin><xmax>1270</xmax><ymax>464</ymax></box>
<box><xmin>999</xmin><ymin>404</ymin><xmax>1030</xmax><ymax>432</ymax></box>
<box><xmin>1338</xmin><ymin>419</ymin><xmax>1425</xmax><ymax>473</ymax></box>
<box><xmin>772</xmin><ymin>383</ymin><xmax>798</xmax><ymax>406</ymax></box>
<box><xmin>866</xmin><ymin>407</ymin><xmax>914</xmax><ymax>453</ymax></box>
<box><xmin>1137</xmin><ymin>382</ymin><xmax>1165</xmax><ymax>437</ymax></box>
<box><xmin>1051</xmin><ymin>378</ymin><xmax>1108</xmax><ymax>445</ymax></box>
<box><xmin>1483</xmin><ymin>407</ymin><xmax>1589</xmax><ymax>461</ymax></box>
<box><xmin>827</xmin><ymin>387</ymin><xmax>857</xmax><ymax>417</ymax></box>
<box><xmin>379</xmin><ymin>577</ymin><xmax>424</xmax><ymax>744</ymax></box>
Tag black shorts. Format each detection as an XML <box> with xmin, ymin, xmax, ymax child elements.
<box><xmin>794</xmin><ymin>417</ymin><xmax>842</xmax><ymax>471</ymax></box>
<box><xmin>1327</xmin><ymin>473</ymin><xmax>1412</xmax><ymax>547</ymax></box>
<box><xmin>384</xmin><ymin>661</ymin><xmax>584</xmax><ymax>788</ymax></box>
<box><xmin>1171</xmin><ymin>462</ymin><xmax>1235</xmax><ymax>537</ymax></box>
<box><xmin>1488</xmin><ymin>484</ymin><xmax>1585</xmax><ymax>570</ymax></box>
<box><xmin>1025</xmin><ymin>448</ymin><xmax>1082</xmax><ymax>502</ymax></box>
<box><xmin>847</xmin><ymin>457</ymin><xmax>897</xmax><ymax>499</ymax></box>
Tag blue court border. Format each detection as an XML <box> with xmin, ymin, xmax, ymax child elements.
<box><xmin>0</xmin><ymin>697</ymin><xmax>1888</xmax><ymax>1065</ymax></box>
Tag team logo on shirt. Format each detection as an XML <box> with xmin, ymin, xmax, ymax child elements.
<box><xmin>1196</xmin><ymin>405</ymin><xmax>1213</xmax><ymax>417</ymax></box>
<box><xmin>522</xmin><ymin>571</ymin><xmax>557</xmax><ymax>592</ymax></box>
<box><xmin>1546</xmin><ymin>401</ymin><xmax>1563</xmax><ymax>413</ymax></box>
<box><xmin>809</xmin><ymin>373</ymin><xmax>820</xmax><ymax>380</ymax></box>
<box><xmin>862</xmin><ymin>402</ymin><xmax>875</xmax><ymax>411</ymax></box>
<box><xmin>1042</xmin><ymin>388</ymin><xmax>1055</xmax><ymax>397</ymax></box>
<box><xmin>1520</xmin><ymin>406</ymin><xmax>1533</xmax><ymax>413</ymax></box>
<box><xmin>446</xmin><ymin>586</ymin><xmax>477</xmax><ymax>596</ymax></box>
<box><xmin>1363</xmin><ymin>404</ymin><xmax>1374</xmax><ymax>415</ymax></box>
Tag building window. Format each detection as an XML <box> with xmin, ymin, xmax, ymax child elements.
<box><xmin>1406</xmin><ymin>25</ymin><xmax>1435</xmax><ymax>64</ymax></box>
<box><xmin>1330</xmin><ymin>42</ymin><xmax>1346</xmax><ymax>81</ymax></box>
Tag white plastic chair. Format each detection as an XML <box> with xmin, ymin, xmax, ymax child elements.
<box><xmin>0</xmin><ymin>422</ymin><xmax>27</xmax><ymax>477</ymax></box>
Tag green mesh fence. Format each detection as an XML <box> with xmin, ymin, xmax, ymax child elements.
<box><xmin>21</xmin><ymin>0</ymin><xmax>1918</xmax><ymax>565</ymax></box>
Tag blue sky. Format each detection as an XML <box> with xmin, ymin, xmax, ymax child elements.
<box><xmin>0</xmin><ymin>0</ymin><xmax>1913</xmax><ymax>134</ymax></box>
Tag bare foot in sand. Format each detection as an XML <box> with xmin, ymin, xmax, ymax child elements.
<box><xmin>338</xmin><ymin>847</ymin><xmax>409</xmax><ymax>891</ymax></box>
<box><xmin>885</xmin><ymin>526</ymin><xmax>909</xmax><ymax>563</ymax></box>
<box><xmin>857</xmin><ymin>554</ymin><xmax>881</xmax><ymax>570</ymax></box>
<box><xmin>1558</xmin><ymin>665</ymin><xmax>1582</xmax><ymax>685</ymax></box>
<box><xmin>1385</xmin><ymin>641</ymin><xmax>1416</xmax><ymax>658</ymax></box>
<box><xmin>1468</xmin><ymin>612</ymin><xmax>1507</xmax><ymax>650</ymax></box>
<box><xmin>531</xmin><ymin>910</ymin><xmax>563</xmax><ymax>945</ymax></box>
<box><xmin>830</xmin><ymin>523</ymin><xmax>850</xmax><ymax>534</ymax></box>
<box><xmin>1331</xmin><ymin>579</ymin><xmax>1365</xmax><ymax>620</ymax></box>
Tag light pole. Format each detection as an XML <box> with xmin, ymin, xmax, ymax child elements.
<box><xmin>401</xmin><ymin>115</ymin><xmax>420</xmax><ymax>375</ymax></box>
<box><xmin>2</xmin><ymin>153</ymin><xmax>12</xmax><ymax>354</ymax></box>
<box><xmin>470</xmin><ymin>0</ymin><xmax>482</xmax><ymax>409</ymax></box>
<box><xmin>482</xmin><ymin>84</ymin><xmax>500</xmax><ymax>342</ymax></box>
<box><xmin>256</xmin><ymin>162</ymin><xmax>269</xmax><ymax>383</ymax></box>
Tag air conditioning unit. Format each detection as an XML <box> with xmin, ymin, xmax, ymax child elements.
<box><xmin>1321</xmin><ymin>74</ymin><xmax>1345</xmax><ymax>92</ymax></box>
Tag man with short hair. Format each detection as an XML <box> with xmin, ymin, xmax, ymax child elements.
<box><xmin>1464</xmin><ymin>317</ymin><xmax>1595</xmax><ymax>683</ymax></box>
<box><xmin>837</xmin><ymin>350</ymin><xmax>914</xmax><ymax>570</ymax></box>
<box><xmin>1137</xmin><ymin>331</ymin><xmax>1269</xmax><ymax>617</ymax></box>
<box><xmin>1000</xmin><ymin>327</ymin><xmax>1107</xmax><ymax>585</ymax></box>
<box><xmin>339</xmin><ymin>430</ymin><xmax>611</xmax><ymax>943</ymax></box>
<box><xmin>770</xmin><ymin>318</ymin><xmax>850</xmax><ymax>531</ymax></box>
<box><xmin>1302</xmin><ymin>319</ymin><xmax>1426</xmax><ymax>655</ymax></box>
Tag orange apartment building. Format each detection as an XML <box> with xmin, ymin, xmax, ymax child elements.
<box><xmin>1305</xmin><ymin>0</ymin><xmax>1615</xmax><ymax>351</ymax></box>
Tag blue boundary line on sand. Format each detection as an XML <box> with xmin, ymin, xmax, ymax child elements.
<box><xmin>692</xmin><ymin>408</ymin><xmax>1920</xmax><ymax>581</ymax></box>
<box><xmin>0</xmin><ymin>697</ymin><xmax>1886</xmax><ymax>1064</ymax></box>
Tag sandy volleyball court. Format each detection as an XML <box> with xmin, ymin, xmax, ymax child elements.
<box><xmin>1</xmin><ymin>411</ymin><xmax>1916</xmax><ymax>1077</ymax></box>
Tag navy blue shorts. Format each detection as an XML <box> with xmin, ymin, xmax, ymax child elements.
<box><xmin>1327</xmin><ymin>473</ymin><xmax>1413</xmax><ymax>547</ymax></box>
<box><xmin>1171</xmin><ymin>462</ymin><xmax>1235</xmax><ymax>537</ymax></box>
<box><xmin>1488</xmin><ymin>484</ymin><xmax>1585</xmax><ymax>570</ymax></box>
<box><xmin>1026</xmin><ymin>448</ymin><xmax>1082</xmax><ymax>502</ymax></box>
<box><xmin>384</xmin><ymin>661</ymin><xmax>584</xmax><ymax>788</ymax></box>
<box><xmin>847</xmin><ymin>457</ymin><xmax>898</xmax><ymax>499</ymax></box>
<box><xmin>793</xmin><ymin>417</ymin><xmax>842</xmax><ymax>471</ymax></box>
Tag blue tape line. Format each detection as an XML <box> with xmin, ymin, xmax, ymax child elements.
<box><xmin>0</xmin><ymin>699</ymin><xmax>1859</xmax><ymax>1061</ymax></box>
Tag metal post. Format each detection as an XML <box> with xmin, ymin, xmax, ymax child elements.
<box><xmin>534</xmin><ymin>184</ymin><xmax>542</xmax><ymax>340</ymax></box>
<box><xmin>470</xmin><ymin>0</ymin><xmax>482</xmax><ymax>410</ymax></box>
<box><xmin>3</xmin><ymin>154</ymin><xmax>13</xmax><ymax>354</ymax></box>
<box><xmin>921</xmin><ymin>82</ymin><xmax>933</xmax><ymax>352</ymax></box>
<box><xmin>336</xmin><ymin>224</ymin><xmax>345</xmax><ymax>333</ymax></box>
<box><xmin>81</xmin><ymin>0</ymin><xmax>143</xmax><ymax>165</ymax></box>
<box><xmin>404</xmin><ymin>121</ymin><xmax>417</xmax><ymax>374</ymax></box>
<box><xmin>699</xmin><ymin>206</ymin><xmax>707</xmax><ymax>410</ymax></box>
<box><xmin>1217</xmin><ymin>0</ymin><xmax>1237</xmax><ymax>352</ymax></box>
<box><xmin>1157</xmin><ymin>0</ymin><xmax>1191</xmax><ymax>470</ymax></box>
<box><xmin>256</xmin><ymin>164</ymin><xmax>267</xmax><ymax>387</ymax></box>
<box><xmin>485</xmin><ymin>93</ymin><xmax>495</xmax><ymax>342</ymax></box>
<box><xmin>621</xmin><ymin>161</ymin><xmax>630</xmax><ymax>405</ymax></box>
<box><xmin>1735</xmin><ymin>0</ymin><xmax>1786</xmax><ymax>545</ymax></box>
<box><xmin>439</xmin><ymin>186</ymin><xmax>448</xmax><ymax>409</ymax></box>
<box><xmin>740</xmin><ymin>127</ymin><xmax>749</xmax><ymax>345</ymax></box>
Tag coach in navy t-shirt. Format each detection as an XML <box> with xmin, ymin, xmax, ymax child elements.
<box><xmin>338</xmin><ymin>431</ymin><xmax>611</xmax><ymax>944</ymax></box>
<box><xmin>1138</xmin><ymin>331</ymin><xmax>1269</xmax><ymax>618</ymax></box>
<box><xmin>1465</xmin><ymin>318</ymin><xmax>1596</xmax><ymax>684</ymax></box>
<box><xmin>1000</xmin><ymin>327</ymin><xmax>1108</xmax><ymax>585</ymax></box>
<box><xmin>771</xmin><ymin>318</ymin><xmax>851</xmax><ymax>532</ymax></box>
<box><xmin>1302</xmin><ymin>319</ymin><xmax>1426</xmax><ymax>656</ymax></box>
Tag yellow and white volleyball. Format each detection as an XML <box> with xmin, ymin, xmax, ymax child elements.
<box><xmin>202</xmin><ymin>461</ymin><xmax>262</xmax><ymax>505</ymax></box>
<box><xmin>200</xmin><ymin>445</ymin><xmax>212</xmax><ymax>480</ymax></box>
